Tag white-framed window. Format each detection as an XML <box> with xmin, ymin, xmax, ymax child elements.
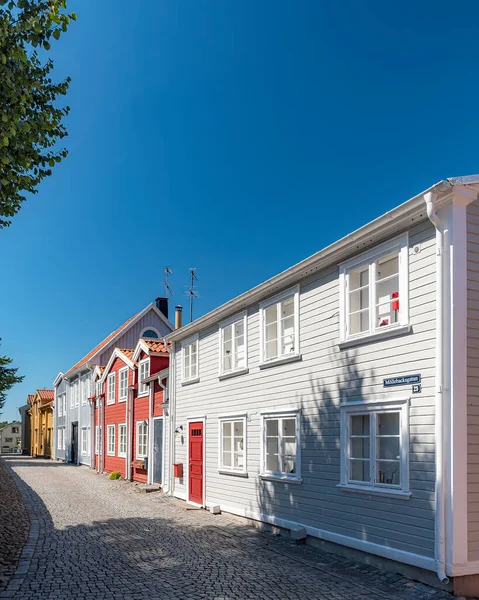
<box><xmin>219</xmin><ymin>313</ymin><xmax>247</xmax><ymax>376</ymax></box>
<box><xmin>138</xmin><ymin>359</ymin><xmax>150</xmax><ymax>396</ymax></box>
<box><xmin>96</xmin><ymin>381</ymin><xmax>102</xmax><ymax>397</ymax></box>
<box><xmin>69</xmin><ymin>384</ymin><xmax>74</xmax><ymax>408</ymax></box>
<box><xmin>259</xmin><ymin>286</ymin><xmax>300</xmax><ymax>365</ymax></box>
<box><xmin>107</xmin><ymin>373</ymin><xmax>116</xmax><ymax>405</ymax></box>
<box><xmin>119</xmin><ymin>367</ymin><xmax>128</xmax><ymax>402</ymax></box>
<box><xmin>339</xmin><ymin>234</ymin><xmax>409</xmax><ymax>343</ymax></box>
<box><xmin>136</xmin><ymin>421</ymin><xmax>148</xmax><ymax>458</ymax></box>
<box><xmin>62</xmin><ymin>393</ymin><xmax>66</xmax><ymax>416</ymax></box>
<box><xmin>261</xmin><ymin>412</ymin><xmax>301</xmax><ymax>481</ymax></box>
<box><xmin>219</xmin><ymin>417</ymin><xmax>246</xmax><ymax>474</ymax></box>
<box><xmin>339</xmin><ymin>398</ymin><xmax>409</xmax><ymax>496</ymax></box>
<box><xmin>62</xmin><ymin>427</ymin><xmax>66</xmax><ymax>450</ymax></box>
<box><xmin>57</xmin><ymin>428</ymin><xmax>63</xmax><ymax>450</ymax></box>
<box><xmin>82</xmin><ymin>377</ymin><xmax>89</xmax><ymax>405</ymax></box>
<box><xmin>74</xmin><ymin>379</ymin><xmax>79</xmax><ymax>407</ymax></box>
<box><xmin>57</xmin><ymin>395</ymin><xmax>62</xmax><ymax>417</ymax></box>
<box><xmin>118</xmin><ymin>423</ymin><xmax>127</xmax><ymax>458</ymax></box>
<box><xmin>95</xmin><ymin>425</ymin><xmax>100</xmax><ymax>455</ymax></box>
<box><xmin>81</xmin><ymin>427</ymin><xmax>88</xmax><ymax>455</ymax></box>
<box><xmin>107</xmin><ymin>424</ymin><xmax>115</xmax><ymax>456</ymax></box>
<box><xmin>182</xmin><ymin>336</ymin><xmax>199</xmax><ymax>383</ymax></box>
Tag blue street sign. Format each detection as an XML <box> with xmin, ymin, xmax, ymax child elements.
<box><xmin>383</xmin><ymin>374</ymin><xmax>421</xmax><ymax>388</ymax></box>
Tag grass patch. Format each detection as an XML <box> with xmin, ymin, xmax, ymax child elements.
<box><xmin>109</xmin><ymin>471</ymin><xmax>121</xmax><ymax>480</ymax></box>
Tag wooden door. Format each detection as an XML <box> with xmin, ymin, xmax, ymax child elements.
<box><xmin>188</xmin><ymin>422</ymin><xmax>204</xmax><ymax>505</ymax></box>
<box><xmin>153</xmin><ymin>419</ymin><xmax>163</xmax><ymax>485</ymax></box>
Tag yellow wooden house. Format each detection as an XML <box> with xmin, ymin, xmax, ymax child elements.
<box><xmin>27</xmin><ymin>389</ymin><xmax>54</xmax><ymax>458</ymax></box>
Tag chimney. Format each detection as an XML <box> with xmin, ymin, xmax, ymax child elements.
<box><xmin>175</xmin><ymin>305</ymin><xmax>183</xmax><ymax>330</ymax></box>
<box><xmin>155</xmin><ymin>297</ymin><xmax>168</xmax><ymax>319</ymax></box>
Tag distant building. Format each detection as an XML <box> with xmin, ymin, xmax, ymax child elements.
<box><xmin>27</xmin><ymin>389</ymin><xmax>54</xmax><ymax>458</ymax></box>
<box><xmin>18</xmin><ymin>403</ymin><xmax>31</xmax><ymax>455</ymax></box>
<box><xmin>0</xmin><ymin>422</ymin><xmax>22</xmax><ymax>454</ymax></box>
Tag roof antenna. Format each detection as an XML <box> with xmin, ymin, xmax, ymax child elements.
<box><xmin>186</xmin><ymin>268</ymin><xmax>199</xmax><ymax>323</ymax></box>
<box><xmin>164</xmin><ymin>266</ymin><xmax>172</xmax><ymax>299</ymax></box>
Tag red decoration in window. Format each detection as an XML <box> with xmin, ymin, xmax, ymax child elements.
<box><xmin>391</xmin><ymin>291</ymin><xmax>399</xmax><ymax>311</ymax></box>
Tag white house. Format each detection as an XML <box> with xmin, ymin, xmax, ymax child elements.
<box><xmin>164</xmin><ymin>175</ymin><xmax>479</xmax><ymax>597</ymax></box>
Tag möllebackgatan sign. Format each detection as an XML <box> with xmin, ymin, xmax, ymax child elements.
<box><xmin>383</xmin><ymin>374</ymin><xmax>421</xmax><ymax>388</ymax></box>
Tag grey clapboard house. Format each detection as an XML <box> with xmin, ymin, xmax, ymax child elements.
<box><xmin>53</xmin><ymin>300</ymin><xmax>173</xmax><ymax>467</ymax></box>
<box><xmin>164</xmin><ymin>176</ymin><xmax>479</xmax><ymax>596</ymax></box>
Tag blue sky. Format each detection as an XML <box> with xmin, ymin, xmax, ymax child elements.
<box><xmin>1</xmin><ymin>0</ymin><xmax>478</xmax><ymax>421</ymax></box>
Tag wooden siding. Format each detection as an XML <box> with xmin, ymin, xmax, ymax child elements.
<box><xmin>103</xmin><ymin>356</ymin><xmax>130</xmax><ymax>477</ymax></box>
<box><xmin>468</xmin><ymin>199</ymin><xmax>479</xmax><ymax>559</ymax></box>
<box><xmin>169</xmin><ymin>220</ymin><xmax>437</xmax><ymax>560</ymax></box>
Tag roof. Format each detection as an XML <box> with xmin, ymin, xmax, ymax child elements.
<box><xmin>118</xmin><ymin>348</ymin><xmax>135</xmax><ymax>361</ymax></box>
<box><xmin>166</xmin><ymin>175</ymin><xmax>479</xmax><ymax>343</ymax></box>
<box><xmin>27</xmin><ymin>394</ymin><xmax>34</xmax><ymax>404</ymax></box>
<box><xmin>65</xmin><ymin>312</ymin><xmax>140</xmax><ymax>377</ymax></box>
<box><xmin>140</xmin><ymin>338</ymin><xmax>169</xmax><ymax>354</ymax></box>
<box><xmin>37</xmin><ymin>389</ymin><xmax>54</xmax><ymax>401</ymax></box>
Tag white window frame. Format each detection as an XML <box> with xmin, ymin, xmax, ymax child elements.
<box><xmin>95</xmin><ymin>425</ymin><xmax>99</xmax><ymax>455</ymax></box>
<box><xmin>339</xmin><ymin>397</ymin><xmax>410</xmax><ymax>498</ymax></box>
<box><xmin>119</xmin><ymin>367</ymin><xmax>128</xmax><ymax>402</ymax></box>
<box><xmin>107</xmin><ymin>424</ymin><xmax>115</xmax><ymax>456</ymax></box>
<box><xmin>107</xmin><ymin>372</ymin><xmax>116</xmax><ymax>405</ymax></box>
<box><xmin>138</xmin><ymin>359</ymin><xmax>150</xmax><ymax>397</ymax></box>
<box><xmin>62</xmin><ymin>393</ymin><xmax>66</xmax><ymax>416</ymax></box>
<box><xmin>182</xmin><ymin>335</ymin><xmax>199</xmax><ymax>384</ymax></box>
<box><xmin>74</xmin><ymin>379</ymin><xmax>79</xmax><ymax>407</ymax></box>
<box><xmin>62</xmin><ymin>427</ymin><xmax>66</xmax><ymax>450</ymax></box>
<box><xmin>339</xmin><ymin>234</ymin><xmax>409</xmax><ymax>344</ymax></box>
<box><xmin>218</xmin><ymin>312</ymin><xmax>248</xmax><ymax>377</ymax></box>
<box><xmin>118</xmin><ymin>423</ymin><xmax>127</xmax><ymax>458</ymax></box>
<box><xmin>218</xmin><ymin>415</ymin><xmax>247</xmax><ymax>475</ymax></box>
<box><xmin>259</xmin><ymin>286</ymin><xmax>300</xmax><ymax>367</ymax></box>
<box><xmin>260</xmin><ymin>410</ymin><xmax>301</xmax><ymax>482</ymax></box>
<box><xmin>57</xmin><ymin>395</ymin><xmax>62</xmax><ymax>417</ymax></box>
<box><xmin>69</xmin><ymin>384</ymin><xmax>74</xmax><ymax>408</ymax></box>
<box><xmin>57</xmin><ymin>428</ymin><xmax>63</xmax><ymax>450</ymax></box>
<box><xmin>81</xmin><ymin>427</ymin><xmax>88</xmax><ymax>455</ymax></box>
<box><xmin>136</xmin><ymin>421</ymin><xmax>148</xmax><ymax>459</ymax></box>
<box><xmin>96</xmin><ymin>381</ymin><xmax>102</xmax><ymax>397</ymax></box>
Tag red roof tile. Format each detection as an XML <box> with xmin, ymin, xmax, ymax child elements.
<box><xmin>27</xmin><ymin>394</ymin><xmax>34</xmax><ymax>404</ymax></box>
<box><xmin>118</xmin><ymin>349</ymin><xmax>135</xmax><ymax>362</ymax></box>
<box><xmin>140</xmin><ymin>338</ymin><xmax>169</xmax><ymax>354</ymax></box>
<box><xmin>65</xmin><ymin>311</ymin><xmax>141</xmax><ymax>377</ymax></box>
<box><xmin>37</xmin><ymin>389</ymin><xmax>54</xmax><ymax>401</ymax></box>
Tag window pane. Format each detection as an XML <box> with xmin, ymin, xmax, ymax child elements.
<box><xmin>234</xmin><ymin>437</ymin><xmax>243</xmax><ymax>453</ymax></box>
<box><xmin>234</xmin><ymin>321</ymin><xmax>244</xmax><ymax>338</ymax></box>
<box><xmin>265</xmin><ymin>305</ymin><xmax>277</xmax><ymax>325</ymax></box>
<box><xmin>223</xmin><ymin>451</ymin><xmax>232</xmax><ymax>467</ymax></box>
<box><xmin>377</xmin><ymin>254</ymin><xmax>399</xmax><ymax>281</ymax></box>
<box><xmin>234</xmin><ymin>452</ymin><xmax>244</xmax><ymax>469</ymax></box>
<box><xmin>282</xmin><ymin>419</ymin><xmax>295</xmax><ymax>437</ymax></box>
<box><xmin>266</xmin><ymin>437</ymin><xmax>279</xmax><ymax>455</ymax></box>
<box><xmin>376</xmin><ymin>276</ymin><xmax>399</xmax><ymax>327</ymax></box>
<box><xmin>233</xmin><ymin>421</ymin><xmax>243</xmax><ymax>437</ymax></box>
<box><xmin>284</xmin><ymin>439</ymin><xmax>296</xmax><ymax>456</ymax></box>
<box><xmin>283</xmin><ymin>456</ymin><xmax>296</xmax><ymax>473</ymax></box>
<box><xmin>351</xmin><ymin>415</ymin><xmax>369</xmax><ymax>435</ymax></box>
<box><xmin>191</xmin><ymin>363</ymin><xmax>197</xmax><ymax>379</ymax></box>
<box><xmin>349</xmin><ymin>307</ymin><xmax>369</xmax><ymax>335</ymax></box>
<box><xmin>351</xmin><ymin>437</ymin><xmax>369</xmax><ymax>459</ymax></box>
<box><xmin>223</xmin><ymin>325</ymin><xmax>232</xmax><ymax>343</ymax></box>
<box><xmin>223</xmin><ymin>436</ymin><xmax>232</xmax><ymax>452</ymax></box>
<box><xmin>266</xmin><ymin>454</ymin><xmax>279</xmax><ymax>472</ymax></box>
<box><xmin>265</xmin><ymin>340</ymin><xmax>277</xmax><ymax>360</ymax></box>
<box><xmin>350</xmin><ymin>459</ymin><xmax>370</xmax><ymax>482</ymax></box>
<box><xmin>223</xmin><ymin>422</ymin><xmax>231</xmax><ymax>437</ymax></box>
<box><xmin>376</xmin><ymin>437</ymin><xmax>399</xmax><ymax>460</ymax></box>
<box><xmin>266</xmin><ymin>419</ymin><xmax>278</xmax><ymax>436</ymax></box>
<box><xmin>377</xmin><ymin>413</ymin><xmax>399</xmax><ymax>435</ymax></box>
<box><xmin>376</xmin><ymin>461</ymin><xmax>400</xmax><ymax>485</ymax></box>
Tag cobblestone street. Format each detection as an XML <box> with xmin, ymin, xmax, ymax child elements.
<box><xmin>1</xmin><ymin>457</ymin><xmax>454</xmax><ymax>600</ymax></box>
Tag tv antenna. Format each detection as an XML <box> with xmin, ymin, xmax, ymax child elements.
<box><xmin>186</xmin><ymin>268</ymin><xmax>199</xmax><ymax>323</ymax></box>
<box><xmin>164</xmin><ymin>266</ymin><xmax>172</xmax><ymax>298</ymax></box>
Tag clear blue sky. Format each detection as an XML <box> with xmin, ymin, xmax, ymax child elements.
<box><xmin>1</xmin><ymin>0</ymin><xmax>478</xmax><ymax>421</ymax></box>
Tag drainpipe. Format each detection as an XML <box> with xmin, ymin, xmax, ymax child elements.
<box><xmin>425</xmin><ymin>191</ymin><xmax>449</xmax><ymax>585</ymax></box>
<box><xmin>167</xmin><ymin>340</ymin><xmax>176</xmax><ymax>496</ymax></box>
<box><xmin>126</xmin><ymin>386</ymin><xmax>133</xmax><ymax>481</ymax></box>
<box><xmin>148</xmin><ymin>375</ymin><xmax>154</xmax><ymax>485</ymax></box>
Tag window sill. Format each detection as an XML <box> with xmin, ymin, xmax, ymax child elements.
<box><xmin>218</xmin><ymin>368</ymin><xmax>249</xmax><ymax>381</ymax></box>
<box><xmin>107</xmin><ymin>452</ymin><xmax>115</xmax><ymax>457</ymax></box>
<box><xmin>118</xmin><ymin>398</ymin><xmax>127</xmax><ymax>403</ymax></box>
<box><xmin>181</xmin><ymin>377</ymin><xmax>200</xmax><ymax>387</ymax></box>
<box><xmin>218</xmin><ymin>469</ymin><xmax>248</xmax><ymax>478</ymax></box>
<box><xmin>337</xmin><ymin>484</ymin><xmax>411</xmax><ymax>500</ymax></box>
<box><xmin>259</xmin><ymin>474</ymin><xmax>303</xmax><ymax>484</ymax></box>
<box><xmin>106</xmin><ymin>401</ymin><xmax>115</xmax><ymax>405</ymax></box>
<box><xmin>338</xmin><ymin>324</ymin><xmax>412</xmax><ymax>350</ymax></box>
<box><xmin>259</xmin><ymin>354</ymin><xmax>302</xmax><ymax>370</ymax></box>
<box><xmin>118</xmin><ymin>453</ymin><xmax>126</xmax><ymax>459</ymax></box>
<box><xmin>137</xmin><ymin>393</ymin><xmax>149</xmax><ymax>398</ymax></box>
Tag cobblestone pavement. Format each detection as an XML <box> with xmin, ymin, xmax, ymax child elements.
<box><xmin>2</xmin><ymin>457</ymin><xmax>455</xmax><ymax>600</ymax></box>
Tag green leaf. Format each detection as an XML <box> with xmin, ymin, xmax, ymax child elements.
<box><xmin>1</xmin><ymin>156</ymin><xmax>9</xmax><ymax>165</ymax></box>
<box><xmin>43</xmin><ymin>42</ymin><xmax>51</xmax><ymax>51</ymax></box>
<box><xmin>3</xmin><ymin>138</ymin><xmax>9</xmax><ymax>147</ymax></box>
<box><xmin>53</xmin><ymin>29</ymin><xmax>60</xmax><ymax>40</ymax></box>
<box><xmin>71</xmin><ymin>12</ymin><xmax>77</xmax><ymax>21</ymax></box>
<box><xmin>48</xmin><ymin>159</ymin><xmax>55</xmax><ymax>167</ymax></box>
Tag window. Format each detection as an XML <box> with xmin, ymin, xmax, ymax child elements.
<box><xmin>260</xmin><ymin>287</ymin><xmax>300</xmax><ymax>365</ymax></box>
<box><xmin>138</xmin><ymin>359</ymin><xmax>150</xmax><ymax>396</ymax></box>
<box><xmin>261</xmin><ymin>412</ymin><xmax>301</xmax><ymax>481</ymax></box>
<box><xmin>74</xmin><ymin>379</ymin><xmax>79</xmax><ymax>407</ymax></box>
<box><xmin>107</xmin><ymin>424</ymin><xmax>115</xmax><ymax>456</ymax></box>
<box><xmin>5</xmin><ymin>437</ymin><xmax>12</xmax><ymax>443</ymax></box>
<box><xmin>136</xmin><ymin>421</ymin><xmax>148</xmax><ymax>458</ymax></box>
<box><xmin>219</xmin><ymin>417</ymin><xmax>246</xmax><ymax>474</ymax></box>
<box><xmin>339</xmin><ymin>235</ymin><xmax>409</xmax><ymax>343</ymax></box>
<box><xmin>107</xmin><ymin>373</ymin><xmax>116</xmax><ymax>405</ymax></box>
<box><xmin>57</xmin><ymin>428</ymin><xmax>63</xmax><ymax>450</ymax></box>
<box><xmin>339</xmin><ymin>399</ymin><xmax>409</xmax><ymax>496</ymax></box>
<box><xmin>81</xmin><ymin>428</ymin><xmax>88</xmax><ymax>455</ymax></box>
<box><xmin>142</xmin><ymin>329</ymin><xmax>158</xmax><ymax>338</ymax></box>
<box><xmin>62</xmin><ymin>428</ymin><xmax>66</xmax><ymax>450</ymax></box>
<box><xmin>12</xmin><ymin>426</ymin><xmax>19</xmax><ymax>434</ymax></box>
<box><xmin>219</xmin><ymin>314</ymin><xmax>247</xmax><ymax>376</ymax></box>
<box><xmin>95</xmin><ymin>426</ymin><xmax>100</xmax><ymax>455</ymax></box>
<box><xmin>182</xmin><ymin>337</ymin><xmax>198</xmax><ymax>383</ymax></box>
<box><xmin>119</xmin><ymin>368</ymin><xmax>128</xmax><ymax>402</ymax></box>
<box><xmin>70</xmin><ymin>385</ymin><xmax>74</xmax><ymax>408</ymax></box>
<box><xmin>62</xmin><ymin>394</ymin><xmax>66</xmax><ymax>416</ymax></box>
<box><xmin>118</xmin><ymin>423</ymin><xmax>127</xmax><ymax>458</ymax></box>
<box><xmin>82</xmin><ymin>377</ymin><xmax>89</xmax><ymax>405</ymax></box>
<box><xmin>57</xmin><ymin>396</ymin><xmax>62</xmax><ymax>417</ymax></box>
<box><xmin>96</xmin><ymin>381</ymin><xmax>102</xmax><ymax>398</ymax></box>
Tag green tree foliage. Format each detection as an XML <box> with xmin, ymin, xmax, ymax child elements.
<box><xmin>0</xmin><ymin>0</ymin><xmax>75</xmax><ymax>227</ymax></box>
<box><xmin>0</xmin><ymin>339</ymin><xmax>24</xmax><ymax>415</ymax></box>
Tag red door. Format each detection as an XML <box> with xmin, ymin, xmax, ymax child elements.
<box><xmin>189</xmin><ymin>422</ymin><xmax>204</xmax><ymax>505</ymax></box>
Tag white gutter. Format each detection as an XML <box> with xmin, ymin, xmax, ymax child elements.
<box><xmin>147</xmin><ymin>377</ymin><xmax>154</xmax><ymax>485</ymax></box>
<box><xmin>126</xmin><ymin>386</ymin><xmax>134</xmax><ymax>481</ymax></box>
<box><xmin>424</xmin><ymin>189</ymin><xmax>450</xmax><ymax>585</ymax></box>
<box><xmin>162</xmin><ymin>339</ymin><xmax>176</xmax><ymax>496</ymax></box>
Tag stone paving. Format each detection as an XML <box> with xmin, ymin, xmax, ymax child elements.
<box><xmin>1</xmin><ymin>456</ymin><xmax>456</xmax><ymax>600</ymax></box>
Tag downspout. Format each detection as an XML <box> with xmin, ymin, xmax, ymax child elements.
<box><xmin>101</xmin><ymin>395</ymin><xmax>105</xmax><ymax>473</ymax></box>
<box><xmin>168</xmin><ymin>340</ymin><xmax>176</xmax><ymax>496</ymax></box>
<box><xmin>425</xmin><ymin>191</ymin><xmax>449</xmax><ymax>585</ymax></box>
<box><xmin>126</xmin><ymin>387</ymin><xmax>134</xmax><ymax>481</ymax></box>
<box><xmin>148</xmin><ymin>374</ymin><xmax>154</xmax><ymax>485</ymax></box>
<box><xmin>53</xmin><ymin>388</ymin><xmax>57</xmax><ymax>461</ymax></box>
